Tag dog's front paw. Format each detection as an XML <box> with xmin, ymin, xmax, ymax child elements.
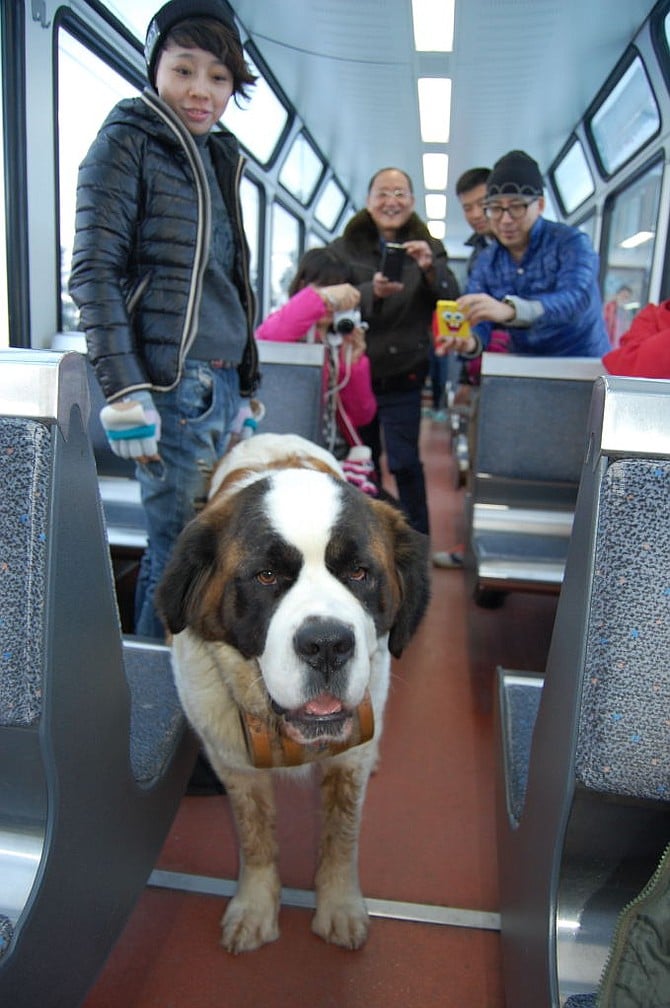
<box><xmin>221</xmin><ymin>894</ymin><xmax>280</xmax><ymax>954</ymax></box>
<box><xmin>312</xmin><ymin>893</ymin><xmax>369</xmax><ymax>949</ymax></box>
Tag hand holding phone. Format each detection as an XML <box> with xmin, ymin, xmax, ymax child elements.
<box><xmin>379</xmin><ymin>242</ymin><xmax>406</xmax><ymax>283</ymax></box>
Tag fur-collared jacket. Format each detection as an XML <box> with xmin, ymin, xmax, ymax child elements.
<box><xmin>329</xmin><ymin>210</ymin><xmax>458</xmax><ymax>393</ymax></box>
<box><xmin>69</xmin><ymin>88</ymin><xmax>259</xmax><ymax>402</ymax></box>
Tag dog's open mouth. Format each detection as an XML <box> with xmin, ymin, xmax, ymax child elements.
<box><xmin>275</xmin><ymin>694</ymin><xmax>354</xmax><ymax>745</ymax></box>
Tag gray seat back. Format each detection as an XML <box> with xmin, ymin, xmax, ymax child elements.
<box><xmin>576</xmin><ymin>456</ymin><xmax>670</xmax><ymax>802</ymax></box>
<box><xmin>0</xmin><ymin>349</ymin><xmax>197</xmax><ymax>1008</ymax></box>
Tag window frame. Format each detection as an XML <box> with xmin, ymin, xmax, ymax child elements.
<box><xmin>225</xmin><ymin>39</ymin><xmax>293</xmax><ymax>169</ymax></box>
<box><xmin>3</xmin><ymin>0</ymin><xmax>30</xmax><ymax>346</ymax></box>
<box><xmin>584</xmin><ymin>47</ymin><xmax>661</xmax><ymax>180</ymax></box>
<box><xmin>278</xmin><ymin>128</ymin><xmax>326</xmax><ymax>207</ymax></box>
<box><xmin>598</xmin><ymin>151</ymin><xmax>664</xmax><ymax>315</ymax></box>
<box><xmin>54</xmin><ymin>9</ymin><xmax>145</xmax><ymax>332</ymax></box>
<box><xmin>649</xmin><ymin>0</ymin><xmax>670</xmax><ymax>96</ymax></box>
<box><xmin>549</xmin><ymin>135</ymin><xmax>595</xmax><ymax>217</ymax></box>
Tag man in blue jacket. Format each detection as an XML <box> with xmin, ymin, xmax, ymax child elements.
<box><xmin>437</xmin><ymin>149</ymin><xmax>609</xmax><ymax>361</ymax></box>
<box><xmin>433</xmin><ymin>150</ymin><xmax>609</xmax><ymax>572</ymax></box>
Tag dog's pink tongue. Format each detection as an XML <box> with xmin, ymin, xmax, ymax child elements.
<box><xmin>304</xmin><ymin>694</ymin><xmax>343</xmax><ymax>716</ymax></box>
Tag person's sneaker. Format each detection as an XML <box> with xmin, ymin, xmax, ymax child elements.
<box><xmin>432</xmin><ymin>549</ymin><xmax>464</xmax><ymax>569</ymax></box>
<box><xmin>431</xmin><ymin>409</ymin><xmax>447</xmax><ymax>422</ymax></box>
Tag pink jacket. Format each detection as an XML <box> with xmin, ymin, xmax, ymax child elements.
<box><xmin>256</xmin><ymin>286</ymin><xmax>377</xmax><ymax>438</ymax></box>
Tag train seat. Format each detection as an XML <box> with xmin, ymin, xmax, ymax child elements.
<box><xmin>0</xmin><ymin>349</ymin><xmax>198</xmax><ymax>1008</ymax></box>
<box><xmin>494</xmin><ymin>374</ymin><xmax>670</xmax><ymax>1006</ymax></box>
<box><xmin>465</xmin><ymin>354</ymin><xmax>604</xmax><ymax>603</ymax></box>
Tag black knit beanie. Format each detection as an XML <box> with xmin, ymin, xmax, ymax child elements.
<box><xmin>145</xmin><ymin>0</ymin><xmax>241</xmax><ymax>85</ymax></box>
<box><xmin>487</xmin><ymin>150</ymin><xmax>544</xmax><ymax>198</ymax></box>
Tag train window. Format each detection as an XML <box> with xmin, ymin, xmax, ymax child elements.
<box><xmin>270</xmin><ymin>202</ymin><xmax>301</xmax><ymax>311</ymax></box>
<box><xmin>541</xmin><ymin>184</ymin><xmax>559</xmax><ymax>222</ymax></box>
<box><xmin>650</xmin><ymin>4</ymin><xmax>670</xmax><ymax>96</ymax></box>
<box><xmin>314</xmin><ymin>179</ymin><xmax>346</xmax><ymax>231</ymax></box>
<box><xmin>279</xmin><ymin>132</ymin><xmax>324</xmax><ymax>205</ymax></box>
<box><xmin>576</xmin><ymin>213</ymin><xmax>597</xmax><ymax>249</ymax></box>
<box><xmin>223</xmin><ymin>54</ymin><xmax>290</xmax><ymax>166</ymax></box>
<box><xmin>601</xmin><ymin>158</ymin><xmax>662</xmax><ymax>340</ymax></box>
<box><xmin>305</xmin><ymin>232</ymin><xmax>326</xmax><ymax>251</ymax></box>
<box><xmin>57</xmin><ymin>29</ymin><xmax>137</xmax><ymax>329</ymax></box>
<box><xmin>551</xmin><ymin>138</ymin><xmax>594</xmax><ymax>215</ymax></box>
<box><xmin>240</xmin><ymin>175</ymin><xmax>261</xmax><ymax>299</ymax></box>
<box><xmin>587</xmin><ymin>55</ymin><xmax>660</xmax><ymax>177</ymax></box>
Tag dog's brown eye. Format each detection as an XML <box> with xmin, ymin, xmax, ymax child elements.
<box><xmin>256</xmin><ymin>570</ymin><xmax>277</xmax><ymax>586</ymax></box>
<box><xmin>349</xmin><ymin>566</ymin><xmax>367</xmax><ymax>582</ymax></box>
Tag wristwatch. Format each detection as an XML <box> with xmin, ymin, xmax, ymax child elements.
<box><xmin>503</xmin><ymin>296</ymin><xmax>516</xmax><ymax>321</ymax></box>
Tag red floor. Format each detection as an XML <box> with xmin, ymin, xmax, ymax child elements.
<box><xmin>83</xmin><ymin>416</ymin><xmax>559</xmax><ymax>1008</ymax></box>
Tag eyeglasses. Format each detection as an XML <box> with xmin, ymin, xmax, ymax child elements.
<box><xmin>370</xmin><ymin>188</ymin><xmax>412</xmax><ymax>201</ymax></box>
<box><xmin>485</xmin><ymin>199</ymin><xmax>538</xmax><ymax>221</ymax></box>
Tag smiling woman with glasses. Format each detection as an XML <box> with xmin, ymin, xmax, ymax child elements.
<box><xmin>327</xmin><ymin>165</ymin><xmax>460</xmax><ymax>537</ymax></box>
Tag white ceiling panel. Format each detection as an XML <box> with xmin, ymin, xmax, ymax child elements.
<box><xmin>231</xmin><ymin>0</ymin><xmax>656</xmax><ymax>254</ymax></box>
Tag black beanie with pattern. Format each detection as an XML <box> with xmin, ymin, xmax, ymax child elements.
<box><xmin>487</xmin><ymin>150</ymin><xmax>544</xmax><ymax>198</ymax></box>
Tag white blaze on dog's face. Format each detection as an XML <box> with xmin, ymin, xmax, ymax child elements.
<box><xmin>258</xmin><ymin>468</ymin><xmax>380</xmax><ymax>715</ymax></box>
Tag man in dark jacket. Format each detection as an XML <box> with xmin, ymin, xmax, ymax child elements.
<box><xmin>70</xmin><ymin>0</ymin><xmax>259</xmax><ymax>638</ymax></box>
<box><xmin>456</xmin><ymin>166</ymin><xmax>493</xmax><ymax>277</ymax></box>
<box><xmin>329</xmin><ymin>167</ymin><xmax>458</xmax><ymax>535</ymax></box>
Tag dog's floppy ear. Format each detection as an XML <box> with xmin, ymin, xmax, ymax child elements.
<box><xmin>388</xmin><ymin>524</ymin><xmax>431</xmax><ymax>657</ymax></box>
<box><xmin>369</xmin><ymin>499</ymin><xmax>431</xmax><ymax>657</ymax></box>
<box><xmin>155</xmin><ymin>518</ymin><xmax>219</xmax><ymax>634</ymax></box>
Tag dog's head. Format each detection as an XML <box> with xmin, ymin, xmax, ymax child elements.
<box><xmin>156</xmin><ymin>443</ymin><xmax>429</xmax><ymax>745</ymax></box>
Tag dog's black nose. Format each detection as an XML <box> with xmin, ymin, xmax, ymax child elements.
<box><xmin>294</xmin><ymin>618</ymin><xmax>355</xmax><ymax>674</ymax></box>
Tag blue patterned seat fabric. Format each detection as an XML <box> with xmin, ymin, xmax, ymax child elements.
<box><xmin>576</xmin><ymin>458</ymin><xmax>670</xmax><ymax>802</ymax></box>
<box><xmin>0</xmin><ymin>418</ymin><xmax>51</xmax><ymax>728</ymax></box>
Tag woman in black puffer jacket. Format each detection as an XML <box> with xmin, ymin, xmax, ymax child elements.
<box><xmin>70</xmin><ymin>91</ymin><xmax>258</xmax><ymax>400</ymax></box>
<box><xmin>70</xmin><ymin>1</ymin><xmax>259</xmax><ymax>638</ymax></box>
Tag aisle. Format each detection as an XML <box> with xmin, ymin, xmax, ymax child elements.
<box><xmin>83</xmin><ymin>417</ymin><xmax>531</xmax><ymax>1008</ymax></box>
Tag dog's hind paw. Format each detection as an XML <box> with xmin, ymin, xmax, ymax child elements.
<box><xmin>220</xmin><ymin>897</ymin><xmax>280</xmax><ymax>954</ymax></box>
<box><xmin>311</xmin><ymin>896</ymin><xmax>369</xmax><ymax>949</ymax></box>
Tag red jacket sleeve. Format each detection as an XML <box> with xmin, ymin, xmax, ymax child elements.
<box><xmin>602</xmin><ymin>301</ymin><xmax>670</xmax><ymax>378</ymax></box>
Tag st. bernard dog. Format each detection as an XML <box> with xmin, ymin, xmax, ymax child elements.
<box><xmin>156</xmin><ymin>433</ymin><xmax>430</xmax><ymax>954</ymax></box>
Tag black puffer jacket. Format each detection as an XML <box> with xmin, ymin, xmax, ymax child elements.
<box><xmin>69</xmin><ymin>88</ymin><xmax>258</xmax><ymax>401</ymax></box>
<box><xmin>329</xmin><ymin>210</ymin><xmax>458</xmax><ymax>391</ymax></box>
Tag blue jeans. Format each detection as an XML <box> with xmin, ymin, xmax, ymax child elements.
<box><xmin>134</xmin><ymin>361</ymin><xmax>241</xmax><ymax>638</ymax></box>
<box><xmin>359</xmin><ymin>386</ymin><xmax>429</xmax><ymax>536</ymax></box>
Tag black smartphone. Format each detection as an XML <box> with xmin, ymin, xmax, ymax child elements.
<box><xmin>380</xmin><ymin>242</ymin><xmax>406</xmax><ymax>282</ymax></box>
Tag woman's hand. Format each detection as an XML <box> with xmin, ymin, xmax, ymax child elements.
<box><xmin>317</xmin><ymin>283</ymin><xmax>360</xmax><ymax>312</ymax></box>
<box><xmin>403</xmin><ymin>239</ymin><xmax>433</xmax><ymax>272</ymax></box>
<box><xmin>342</xmin><ymin>326</ymin><xmax>367</xmax><ymax>363</ymax></box>
<box><xmin>434</xmin><ymin>332</ymin><xmax>477</xmax><ymax>356</ymax></box>
<box><xmin>372</xmin><ymin>270</ymin><xmax>403</xmax><ymax>298</ymax></box>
